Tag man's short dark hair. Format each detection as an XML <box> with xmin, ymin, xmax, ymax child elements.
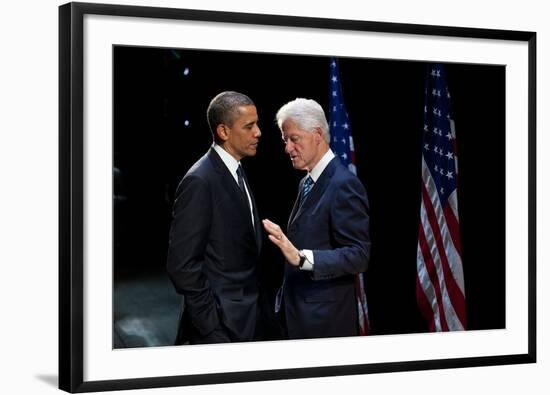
<box><xmin>207</xmin><ymin>91</ymin><xmax>255</xmax><ymax>143</ymax></box>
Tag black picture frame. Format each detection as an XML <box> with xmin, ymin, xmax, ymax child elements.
<box><xmin>59</xmin><ymin>1</ymin><xmax>536</xmax><ymax>393</ymax></box>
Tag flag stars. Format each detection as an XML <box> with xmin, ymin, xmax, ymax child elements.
<box><xmin>341</xmin><ymin>153</ymin><xmax>348</xmax><ymax>160</ymax></box>
<box><xmin>446</xmin><ymin>132</ymin><xmax>453</xmax><ymax>140</ymax></box>
<box><xmin>440</xmin><ymin>187</ymin><xmax>445</xmax><ymax>195</ymax></box>
<box><xmin>424</xmin><ymin>124</ymin><xmax>429</xmax><ymax>132</ymax></box>
<box><xmin>446</xmin><ymin>151</ymin><xmax>454</xmax><ymax>160</ymax></box>
<box><xmin>331</xmin><ymin>60</ymin><xmax>337</xmax><ymax>68</ymax></box>
<box><xmin>332</xmin><ymin>90</ymin><xmax>338</xmax><ymax>97</ymax></box>
<box><xmin>433</xmin><ymin>127</ymin><xmax>443</xmax><ymax>136</ymax></box>
<box><xmin>331</xmin><ymin>75</ymin><xmax>338</xmax><ymax>83</ymax></box>
<box><xmin>343</xmin><ymin>123</ymin><xmax>349</xmax><ymax>129</ymax></box>
<box><xmin>431</xmin><ymin>69</ymin><xmax>441</xmax><ymax>78</ymax></box>
<box><xmin>446</xmin><ymin>171</ymin><xmax>454</xmax><ymax>179</ymax></box>
<box><xmin>341</xmin><ymin>138</ymin><xmax>347</xmax><ymax>144</ymax></box>
<box><xmin>432</xmin><ymin>89</ymin><xmax>441</xmax><ymax>97</ymax></box>
<box><xmin>424</xmin><ymin>143</ymin><xmax>430</xmax><ymax>151</ymax></box>
<box><xmin>433</xmin><ymin>107</ymin><xmax>442</xmax><ymax>117</ymax></box>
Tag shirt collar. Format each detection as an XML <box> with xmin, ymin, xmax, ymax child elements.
<box><xmin>213</xmin><ymin>143</ymin><xmax>240</xmax><ymax>178</ymax></box>
<box><xmin>309</xmin><ymin>149</ymin><xmax>335</xmax><ymax>182</ymax></box>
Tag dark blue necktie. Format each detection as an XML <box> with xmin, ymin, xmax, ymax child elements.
<box><xmin>237</xmin><ymin>165</ymin><xmax>260</xmax><ymax>243</ymax></box>
<box><xmin>236</xmin><ymin>165</ymin><xmax>252</xmax><ymax>211</ymax></box>
<box><xmin>300</xmin><ymin>176</ymin><xmax>314</xmax><ymax>205</ymax></box>
<box><xmin>236</xmin><ymin>165</ymin><xmax>247</xmax><ymax>196</ymax></box>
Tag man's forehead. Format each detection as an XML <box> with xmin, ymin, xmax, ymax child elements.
<box><xmin>282</xmin><ymin>119</ymin><xmax>301</xmax><ymax>132</ymax></box>
<box><xmin>282</xmin><ymin>123</ymin><xmax>308</xmax><ymax>136</ymax></box>
<box><xmin>236</xmin><ymin>104</ymin><xmax>256</xmax><ymax>115</ymax></box>
<box><xmin>232</xmin><ymin>105</ymin><xmax>257</xmax><ymax>123</ymax></box>
<box><xmin>281</xmin><ymin>128</ymin><xmax>299</xmax><ymax>137</ymax></box>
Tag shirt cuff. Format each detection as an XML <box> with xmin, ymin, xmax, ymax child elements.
<box><xmin>299</xmin><ymin>249</ymin><xmax>314</xmax><ymax>271</ymax></box>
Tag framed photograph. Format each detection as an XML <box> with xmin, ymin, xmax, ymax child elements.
<box><xmin>59</xmin><ymin>1</ymin><xmax>536</xmax><ymax>392</ymax></box>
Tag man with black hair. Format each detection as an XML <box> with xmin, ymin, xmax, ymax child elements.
<box><xmin>167</xmin><ymin>91</ymin><xmax>263</xmax><ymax>344</ymax></box>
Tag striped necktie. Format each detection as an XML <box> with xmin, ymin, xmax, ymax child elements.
<box><xmin>300</xmin><ymin>176</ymin><xmax>314</xmax><ymax>205</ymax></box>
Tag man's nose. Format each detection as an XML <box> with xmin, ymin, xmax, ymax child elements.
<box><xmin>284</xmin><ymin>141</ymin><xmax>293</xmax><ymax>154</ymax></box>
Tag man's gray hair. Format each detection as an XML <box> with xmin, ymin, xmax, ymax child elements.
<box><xmin>275</xmin><ymin>98</ymin><xmax>330</xmax><ymax>143</ymax></box>
<box><xmin>207</xmin><ymin>91</ymin><xmax>255</xmax><ymax>141</ymax></box>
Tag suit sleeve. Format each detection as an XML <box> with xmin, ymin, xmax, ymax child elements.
<box><xmin>166</xmin><ymin>175</ymin><xmax>220</xmax><ymax>336</ymax></box>
<box><xmin>311</xmin><ymin>176</ymin><xmax>371</xmax><ymax>280</ymax></box>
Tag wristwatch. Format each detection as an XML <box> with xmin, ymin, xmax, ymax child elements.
<box><xmin>298</xmin><ymin>250</ymin><xmax>307</xmax><ymax>268</ymax></box>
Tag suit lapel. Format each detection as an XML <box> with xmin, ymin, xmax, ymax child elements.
<box><xmin>242</xmin><ymin>173</ymin><xmax>262</xmax><ymax>252</ymax></box>
<box><xmin>207</xmin><ymin>148</ymin><xmax>261</xmax><ymax>251</ymax></box>
<box><xmin>289</xmin><ymin>158</ymin><xmax>339</xmax><ymax>226</ymax></box>
<box><xmin>208</xmin><ymin>148</ymin><xmax>246</xmax><ymax>206</ymax></box>
<box><xmin>288</xmin><ymin>178</ymin><xmax>305</xmax><ymax>228</ymax></box>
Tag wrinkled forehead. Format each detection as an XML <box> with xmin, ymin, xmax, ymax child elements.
<box><xmin>282</xmin><ymin>119</ymin><xmax>313</xmax><ymax>139</ymax></box>
<box><xmin>281</xmin><ymin>118</ymin><xmax>302</xmax><ymax>133</ymax></box>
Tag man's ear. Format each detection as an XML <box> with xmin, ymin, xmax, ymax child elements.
<box><xmin>313</xmin><ymin>127</ymin><xmax>323</xmax><ymax>144</ymax></box>
<box><xmin>216</xmin><ymin>124</ymin><xmax>229</xmax><ymax>142</ymax></box>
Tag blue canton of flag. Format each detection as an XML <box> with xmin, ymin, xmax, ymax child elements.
<box><xmin>422</xmin><ymin>65</ymin><xmax>458</xmax><ymax>202</ymax></box>
<box><xmin>329</xmin><ymin>58</ymin><xmax>356</xmax><ymax>175</ymax></box>
<box><xmin>328</xmin><ymin>57</ymin><xmax>370</xmax><ymax>335</ymax></box>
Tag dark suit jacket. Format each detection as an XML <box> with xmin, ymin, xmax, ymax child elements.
<box><xmin>167</xmin><ymin>147</ymin><xmax>262</xmax><ymax>344</ymax></box>
<box><xmin>283</xmin><ymin>157</ymin><xmax>370</xmax><ymax>339</ymax></box>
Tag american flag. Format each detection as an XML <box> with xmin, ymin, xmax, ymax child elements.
<box><xmin>328</xmin><ymin>57</ymin><xmax>370</xmax><ymax>335</ymax></box>
<box><xmin>416</xmin><ymin>63</ymin><xmax>467</xmax><ymax>331</ymax></box>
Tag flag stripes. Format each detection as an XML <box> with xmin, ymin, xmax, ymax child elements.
<box><xmin>328</xmin><ymin>57</ymin><xmax>370</xmax><ymax>335</ymax></box>
<box><xmin>416</xmin><ymin>63</ymin><xmax>466</xmax><ymax>332</ymax></box>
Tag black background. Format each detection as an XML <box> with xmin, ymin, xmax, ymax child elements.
<box><xmin>113</xmin><ymin>46</ymin><xmax>505</xmax><ymax>337</ymax></box>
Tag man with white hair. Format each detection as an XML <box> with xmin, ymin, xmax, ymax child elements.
<box><xmin>263</xmin><ymin>98</ymin><xmax>370</xmax><ymax>339</ymax></box>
